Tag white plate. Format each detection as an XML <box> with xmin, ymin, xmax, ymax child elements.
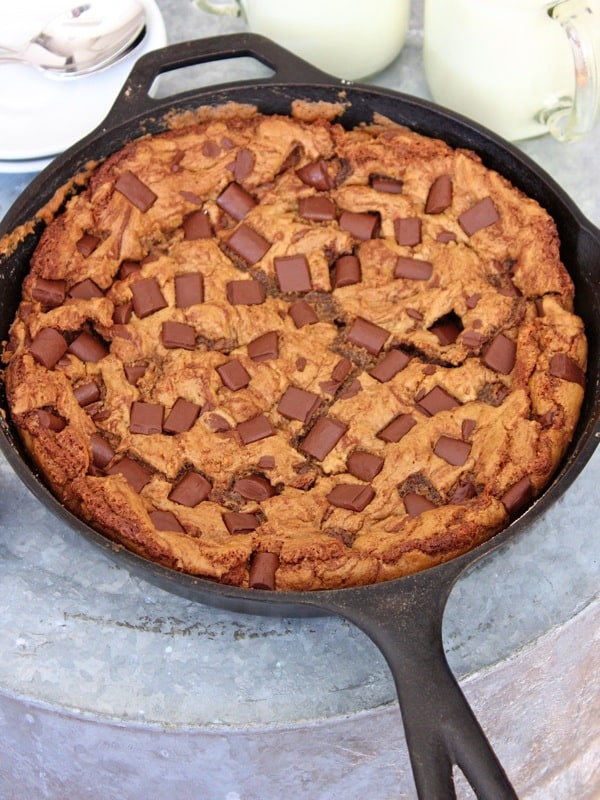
<box><xmin>0</xmin><ymin>0</ymin><xmax>167</xmax><ymax>172</ymax></box>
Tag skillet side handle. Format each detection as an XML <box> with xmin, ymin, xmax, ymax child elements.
<box><xmin>319</xmin><ymin>572</ymin><xmax>519</xmax><ymax>800</ymax></box>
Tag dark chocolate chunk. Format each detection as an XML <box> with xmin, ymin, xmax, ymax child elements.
<box><xmin>74</xmin><ymin>381</ymin><xmax>100</xmax><ymax>407</ymax></box>
<box><xmin>394</xmin><ymin>256</ymin><xmax>433</xmax><ymax>281</ymax></box>
<box><xmin>332</xmin><ymin>255</ymin><xmax>361</xmax><ymax>288</ymax></box>
<box><xmin>32</xmin><ymin>278</ymin><xmax>66</xmax><ymax>308</ymax></box>
<box><xmin>226</xmin><ymin>279</ymin><xmax>266</xmax><ymax>305</ymax></box>
<box><xmin>434</xmin><ymin>435</ymin><xmax>472</xmax><ymax>466</ymax></box>
<box><xmin>448</xmin><ymin>479</ymin><xmax>477</xmax><ymax>503</ymax></box>
<box><xmin>369</xmin><ymin>349</ymin><xmax>410</xmax><ymax>382</ymax></box>
<box><xmin>327</xmin><ymin>483</ymin><xmax>375</xmax><ymax>511</ymax></box>
<box><xmin>107</xmin><ymin>456</ymin><xmax>153</xmax><ymax>492</ymax></box>
<box><xmin>319</xmin><ymin>380</ymin><xmax>341</xmax><ymax>396</ymax></box>
<box><xmin>461</xmin><ymin>330</ymin><xmax>484</xmax><ymax>349</ymax></box>
<box><xmin>115</xmin><ymin>170</ymin><xmax>157</xmax><ymax>212</ymax></box>
<box><xmin>175</xmin><ymin>273</ymin><xmax>204</xmax><ymax>307</ymax></box>
<box><xmin>339</xmin><ymin>210</ymin><xmax>379</xmax><ymax>240</ymax></box>
<box><xmin>296</xmin><ymin>160</ymin><xmax>332</xmax><ymax>190</ymax></box>
<box><xmin>227</xmin><ymin>224</ymin><xmax>270</xmax><ymax>264</ymax></box>
<box><xmin>36</xmin><ymin>410</ymin><xmax>65</xmax><ymax>432</ymax></box>
<box><xmin>249</xmin><ymin>552</ymin><xmax>279</xmax><ymax>590</ymax></box>
<box><xmin>548</xmin><ymin>353</ymin><xmax>586</xmax><ymax>387</ymax></box>
<box><xmin>68</xmin><ymin>332</ymin><xmax>108</xmax><ymax>363</ymax></box>
<box><xmin>119</xmin><ymin>260</ymin><xmax>142</xmax><ymax>279</ymax></box>
<box><xmin>406</xmin><ymin>308</ymin><xmax>424</xmax><ymax>320</ymax></box>
<box><xmin>76</xmin><ymin>233</ymin><xmax>100</xmax><ymax>257</ymax></box>
<box><xmin>130</xmin><ymin>401</ymin><xmax>164</xmax><ymax>435</ymax></box>
<box><xmin>461</xmin><ymin>419</ymin><xmax>477</xmax><ymax>440</ymax></box>
<box><xmin>233</xmin><ymin>474</ymin><xmax>275</xmax><ymax>501</ymax></box>
<box><xmin>183</xmin><ymin>209</ymin><xmax>212</xmax><ymax>240</ymax></box>
<box><xmin>289</xmin><ymin>300</ymin><xmax>318</xmax><ymax>328</ymax></box>
<box><xmin>237</xmin><ymin>414</ymin><xmax>275</xmax><ymax>444</ymax></box>
<box><xmin>430</xmin><ymin>321</ymin><xmax>462</xmax><ymax>345</ymax></box>
<box><xmin>377</xmin><ymin>413</ymin><xmax>416</xmax><ymax>443</ymax></box>
<box><xmin>298</xmin><ymin>195</ymin><xmax>337</xmax><ymax>221</ymax></box>
<box><xmin>425</xmin><ymin>174</ymin><xmax>452</xmax><ymax>214</ymax></box>
<box><xmin>217</xmin><ymin>358</ymin><xmax>251</xmax><ymax>391</ymax></box>
<box><xmin>90</xmin><ymin>433</ymin><xmax>114</xmax><ymax>469</ymax></box>
<box><xmin>207</xmin><ymin>413</ymin><xmax>231</xmax><ymax>432</ymax></box>
<box><xmin>501</xmin><ymin>476</ymin><xmax>534</xmax><ymax>517</ymax></box>
<box><xmin>339</xmin><ymin>379</ymin><xmax>362</xmax><ymax>399</ymax></box>
<box><xmin>257</xmin><ymin>455</ymin><xmax>275</xmax><ymax>470</ymax></box>
<box><xmin>169</xmin><ymin>471</ymin><xmax>212</xmax><ymax>506</ymax></box>
<box><xmin>346</xmin><ymin>451</ymin><xmax>384</xmax><ymax>482</ymax></box>
<box><xmin>163</xmin><ymin>398</ymin><xmax>201</xmax><ymax>434</ymax></box>
<box><xmin>68</xmin><ymin>279</ymin><xmax>104</xmax><ymax>300</ymax></box>
<box><xmin>223</xmin><ymin>511</ymin><xmax>260</xmax><ymax>534</ymax></box>
<box><xmin>404</xmin><ymin>492</ymin><xmax>437</xmax><ymax>516</ymax></box>
<box><xmin>347</xmin><ymin>316</ymin><xmax>389</xmax><ymax>355</ymax></box>
<box><xmin>416</xmin><ymin>386</ymin><xmax>461</xmax><ymax>416</ymax></box>
<box><xmin>232</xmin><ymin>148</ymin><xmax>255</xmax><ymax>182</ymax></box>
<box><xmin>149</xmin><ymin>510</ymin><xmax>185</xmax><ymax>533</ymax></box>
<box><xmin>124</xmin><ymin>363</ymin><xmax>147</xmax><ymax>385</ymax></box>
<box><xmin>275</xmin><ymin>254</ymin><xmax>312</xmax><ymax>292</ymax></box>
<box><xmin>113</xmin><ymin>302</ymin><xmax>133</xmax><ymax>324</ymax></box>
<box><xmin>332</xmin><ymin>357</ymin><xmax>352</xmax><ymax>382</ymax></box>
<box><xmin>247</xmin><ymin>331</ymin><xmax>279</xmax><ymax>362</ymax></box>
<box><xmin>465</xmin><ymin>293</ymin><xmax>482</xmax><ymax>309</ymax></box>
<box><xmin>161</xmin><ymin>321</ymin><xmax>196</xmax><ymax>350</ymax></box>
<box><xmin>394</xmin><ymin>217</ymin><xmax>422</xmax><ymax>246</ymax></box>
<box><xmin>300</xmin><ymin>417</ymin><xmax>348</xmax><ymax>461</ymax></box>
<box><xmin>437</xmin><ymin>230</ymin><xmax>457</xmax><ymax>243</ymax></box>
<box><xmin>277</xmin><ymin>386</ymin><xmax>321</xmax><ymax>424</ymax></box>
<box><xmin>296</xmin><ymin>357</ymin><xmax>307</xmax><ymax>371</ymax></box>
<box><xmin>459</xmin><ymin>197</ymin><xmax>500</xmax><ymax>236</ymax></box>
<box><xmin>217</xmin><ymin>182</ymin><xmax>257</xmax><ymax>220</ymax></box>
<box><xmin>131</xmin><ymin>277</ymin><xmax>167</xmax><ymax>318</ymax></box>
<box><xmin>370</xmin><ymin>175</ymin><xmax>403</xmax><ymax>193</ymax></box>
<box><xmin>30</xmin><ymin>328</ymin><xmax>68</xmax><ymax>368</ymax></box>
<box><xmin>482</xmin><ymin>333</ymin><xmax>516</xmax><ymax>375</ymax></box>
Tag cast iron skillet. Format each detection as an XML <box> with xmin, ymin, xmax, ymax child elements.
<box><xmin>1</xmin><ymin>35</ymin><xmax>599</xmax><ymax>799</ymax></box>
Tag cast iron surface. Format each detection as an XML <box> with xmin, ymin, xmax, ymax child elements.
<box><xmin>1</xmin><ymin>35</ymin><xmax>599</xmax><ymax>799</ymax></box>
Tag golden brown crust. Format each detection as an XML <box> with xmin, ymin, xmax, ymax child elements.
<box><xmin>2</xmin><ymin>111</ymin><xmax>587</xmax><ymax>591</ymax></box>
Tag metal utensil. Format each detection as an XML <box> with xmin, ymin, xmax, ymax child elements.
<box><xmin>0</xmin><ymin>1</ymin><xmax>146</xmax><ymax>77</ymax></box>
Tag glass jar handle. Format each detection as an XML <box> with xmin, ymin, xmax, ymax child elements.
<box><xmin>195</xmin><ymin>0</ymin><xmax>242</xmax><ymax>16</ymax></box>
<box><xmin>541</xmin><ymin>0</ymin><xmax>599</xmax><ymax>141</ymax></box>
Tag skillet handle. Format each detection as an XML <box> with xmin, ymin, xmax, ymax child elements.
<box><xmin>318</xmin><ymin>568</ymin><xmax>519</xmax><ymax>800</ymax></box>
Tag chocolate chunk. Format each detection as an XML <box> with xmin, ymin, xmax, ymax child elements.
<box><xmin>29</xmin><ymin>328</ymin><xmax>67</xmax><ymax>368</ymax></box>
<box><xmin>76</xmin><ymin>233</ymin><xmax>100</xmax><ymax>257</ymax></box>
<box><xmin>332</xmin><ymin>255</ymin><xmax>361</xmax><ymax>288</ymax></box>
<box><xmin>233</xmin><ymin>474</ymin><xmax>275</xmax><ymax>501</ymax></box>
<box><xmin>163</xmin><ymin>398</ymin><xmax>201</xmax><ymax>434</ymax></box>
<box><xmin>339</xmin><ymin>211</ymin><xmax>379</xmax><ymax>240</ymax></box>
<box><xmin>183</xmin><ymin>209</ymin><xmax>212</xmax><ymax>240</ymax></box>
<box><xmin>394</xmin><ymin>217</ymin><xmax>422</xmax><ymax>246</ymax></box>
<box><xmin>107</xmin><ymin>456</ymin><xmax>152</xmax><ymax>492</ymax></box>
<box><xmin>32</xmin><ymin>278</ymin><xmax>66</xmax><ymax>308</ymax></box>
<box><xmin>434</xmin><ymin>435</ymin><xmax>472</xmax><ymax>466</ymax></box>
<box><xmin>437</xmin><ymin>230</ymin><xmax>457</xmax><ymax>243</ymax></box>
<box><xmin>461</xmin><ymin>330</ymin><xmax>484</xmax><ymax>349</ymax></box>
<box><xmin>130</xmin><ymin>401</ymin><xmax>164</xmax><ymax>435</ymax></box>
<box><xmin>36</xmin><ymin>410</ymin><xmax>65</xmax><ymax>432</ymax></box>
<box><xmin>202</xmin><ymin>140</ymin><xmax>220</xmax><ymax>158</ymax></box>
<box><xmin>175</xmin><ymin>273</ymin><xmax>204</xmax><ymax>307</ymax></box>
<box><xmin>124</xmin><ymin>363</ymin><xmax>147</xmax><ymax>385</ymax></box>
<box><xmin>298</xmin><ymin>195</ymin><xmax>337</xmax><ymax>221</ymax></box>
<box><xmin>416</xmin><ymin>386</ymin><xmax>461</xmax><ymax>416</ymax></box>
<box><xmin>74</xmin><ymin>381</ymin><xmax>100</xmax><ymax>407</ymax></box>
<box><xmin>501</xmin><ymin>476</ymin><xmax>534</xmax><ymax>517</ymax></box>
<box><xmin>406</xmin><ymin>308</ymin><xmax>423</xmax><ymax>320</ymax></box>
<box><xmin>319</xmin><ymin>380</ymin><xmax>341</xmax><ymax>395</ymax></box>
<box><xmin>327</xmin><ymin>483</ymin><xmax>375</xmax><ymax>511</ymax></box>
<box><xmin>347</xmin><ymin>451</ymin><xmax>384</xmax><ymax>482</ymax></box>
<box><xmin>465</xmin><ymin>293</ymin><xmax>481</xmax><ymax>309</ymax></box>
<box><xmin>347</xmin><ymin>316</ymin><xmax>389</xmax><ymax>355</ymax></box>
<box><xmin>425</xmin><ymin>174</ymin><xmax>452</xmax><ymax>214</ymax></box>
<box><xmin>237</xmin><ymin>414</ymin><xmax>275</xmax><ymax>444</ymax></box>
<box><xmin>430</xmin><ymin>321</ymin><xmax>462</xmax><ymax>345</ymax></box>
<box><xmin>113</xmin><ymin>302</ymin><xmax>133</xmax><ymax>324</ymax></box>
<box><xmin>369</xmin><ymin>349</ymin><xmax>410</xmax><ymax>382</ymax></box>
<box><xmin>297</xmin><ymin>160</ymin><xmax>332</xmax><ymax>190</ymax></box>
<box><xmin>68</xmin><ymin>279</ymin><xmax>104</xmax><ymax>300</ymax></box>
<box><xmin>161</xmin><ymin>321</ymin><xmax>196</xmax><ymax>350</ymax></box>
<box><xmin>548</xmin><ymin>353</ymin><xmax>586</xmax><ymax>387</ymax></box>
<box><xmin>131</xmin><ymin>277</ymin><xmax>167</xmax><ymax>318</ymax></box>
<box><xmin>90</xmin><ymin>433</ymin><xmax>114</xmax><ymax>468</ymax></box>
<box><xmin>459</xmin><ymin>197</ymin><xmax>500</xmax><ymax>236</ymax></box>
<box><xmin>296</xmin><ymin>357</ymin><xmax>307</xmax><ymax>371</ymax></box>
<box><xmin>339</xmin><ymin>379</ymin><xmax>362</xmax><ymax>399</ymax></box>
<box><xmin>149</xmin><ymin>510</ymin><xmax>185</xmax><ymax>533</ymax></box>
<box><xmin>404</xmin><ymin>492</ymin><xmax>437</xmax><ymax>516</ymax></box>
<box><xmin>377</xmin><ymin>413</ymin><xmax>416</xmax><ymax>443</ymax></box>
<box><xmin>394</xmin><ymin>256</ymin><xmax>433</xmax><ymax>281</ymax></box>
<box><xmin>227</xmin><ymin>224</ymin><xmax>270</xmax><ymax>264</ymax></box>
<box><xmin>207</xmin><ymin>413</ymin><xmax>231</xmax><ymax>432</ymax></box>
<box><xmin>217</xmin><ymin>358</ymin><xmax>251</xmax><ymax>391</ymax></box>
<box><xmin>332</xmin><ymin>357</ymin><xmax>352</xmax><ymax>382</ymax></box>
<box><xmin>169</xmin><ymin>471</ymin><xmax>212</xmax><ymax>506</ymax></box>
<box><xmin>275</xmin><ymin>254</ymin><xmax>312</xmax><ymax>292</ymax></box>
<box><xmin>226</xmin><ymin>279</ymin><xmax>266</xmax><ymax>305</ymax></box>
<box><xmin>277</xmin><ymin>386</ymin><xmax>321</xmax><ymax>424</ymax></box>
<box><xmin>247</xmin><ymin>331</ymin><xmax>278</xmax><ymax>362</ymax></box>
<box><xmin>115</xmin><ymin>170</ymin><xmax>157</xmax><ymax>212</ymax></box>
<box><xmin>217</xmin><ymin>182</ymin><xmax>257</xmax><ymax>220</ymax></box>
<box><xmin>482</xmin><ymin>333</ymin><xmax>516</xmax><ymax>375</ymax></box>
<box><xmin>232</xmin><ymin>148</ymin><xmax>255</xmax><ymax>182</ymax></box>
<box><xmin>249</xmin><ymin>552</ymin><xmax>279</xmax><ymax>590</ymax></box>
<box><xmin>289</xmin><ymin>300</ymin><xmax>318</xmax><ymax>328</ymax></box>
<box><xmin>119</xmin><ymin>260</ymin><xmax>142</xmax><ymax>279</ymax></box>
<box><xmin>370</xmin><ymin>175</ymin><xmax>403</xmax><ymax>194</ymax></box>
<box><xmin>448</xmin><ymin>479</ymin><xmax>477</xmax><ymax>503</ymax></box>
<box><xmin>461</xmin><ymin>418</ymin><xmax>477</xmax><ymax>440</ymax></box>
<box><xmin>300</xmin><ymin>417</ymin><xmax>347</xmax><ymax>460</ymax></box>
<box><xmin>68</xmin><ymin>332</ymin><xmax>108</xmax><ymax>363</ymax></box>
<box><xmin>257</xmin><ymin>455</ymin><xmax>275</xmax><ymax>470</ymax></box>
<box><xmin>223</xmin><ymin>511</ymin><xmax>260</xmax><ymax>534</ymax></box>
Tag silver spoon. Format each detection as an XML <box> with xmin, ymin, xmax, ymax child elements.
<box><xmin>0</xmin><ymin>1</ymin><xmax>146</xmax><ymax>77</ymax></box>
